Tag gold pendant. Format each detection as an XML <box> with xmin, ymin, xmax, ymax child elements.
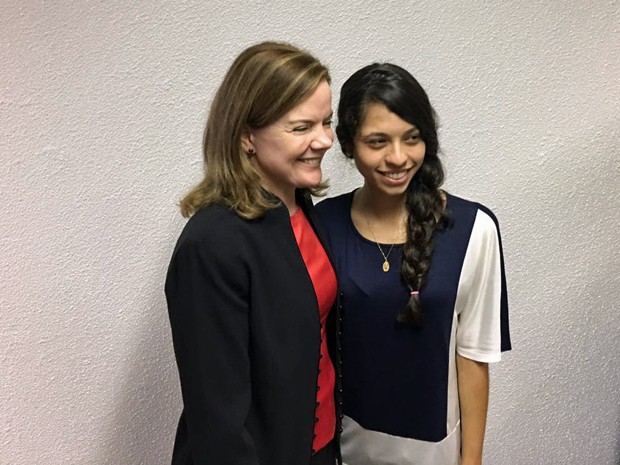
<box><xmin>382</xmin><ymin>260</ymin><xmax>390</xmax><ymax>272</ymax></box>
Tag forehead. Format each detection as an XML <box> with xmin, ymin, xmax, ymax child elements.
<box><xmin>284</xmin><ymin>81</ymin><xmax>332</xmax><ymax>119</ymax></box>
<box><xmin>359</xmin><ymin>103</ymin><xmax>415</xmax><ymax>133</ymax></box>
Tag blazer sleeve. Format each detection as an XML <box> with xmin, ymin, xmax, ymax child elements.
<box><xmin>165</xmin><ymin>232</ymin><xmax>258</xmax><ymax>465</ymax></box>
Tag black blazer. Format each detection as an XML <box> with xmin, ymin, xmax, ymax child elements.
<box><xmin>165</xmin><ymin>191</ymin><xmax>342</xmax><ymax>465</ymax></box>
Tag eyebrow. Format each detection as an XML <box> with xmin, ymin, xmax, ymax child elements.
<box><xmin>360</xmin><ymin>127</ymin><xmax>420</xmax><ymax>138</ymax></box>
<box><xmin>287</xmin><ymin>112</ymin><xmax>333</xmax><ymax>124</ymax></box>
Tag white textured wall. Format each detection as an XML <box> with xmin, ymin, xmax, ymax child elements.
<box><xmin>1</xmin><ymin>1</ymin><xmax>618</xmax><ymax>464</ymax></box>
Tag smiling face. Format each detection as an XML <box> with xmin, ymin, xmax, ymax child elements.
<box><xmin>353</xmin><ymin>102</ymin><xmax>426</xmax><ymax>199</ymax></box>
<box><xmin>244</xmin><ymin>80</ymin><xmax>333</xmax><ymax>208</ymax></box>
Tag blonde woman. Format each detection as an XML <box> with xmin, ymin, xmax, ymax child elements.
<box><xmin>166</xmin><ymin>42</ymin><xmax>341</xmax><ymax>465</ymax></box>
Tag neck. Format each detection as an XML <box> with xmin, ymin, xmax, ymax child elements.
<box><xmin>285</xmin><ymin>201</ymin><xmax>299</xmax><ymax>216</ymax></box>
<box><xmin>263</xmin><ymin>184</ymin><xmax>298</xmax><ymax>216</ymax></box>
<box><xmin>357</xmin><ymin>185</ymin><xmax>406</xmax><ymax>221</ymax></box>
<box><xmin>350</xmin><ymin>186</ymin><xmax>407</xmax><ymax>244</ymax></box>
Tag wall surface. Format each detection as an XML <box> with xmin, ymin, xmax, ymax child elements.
<box><xmin>1</xmin><ymin>1</ymin><xmax>619</xmax><ymax>464</ymax></box>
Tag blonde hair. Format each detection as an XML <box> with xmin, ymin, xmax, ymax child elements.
<box><xmin>180</xmin><ymin>41</ymin><xmax>331</xmax><ymax>219</ymax></box>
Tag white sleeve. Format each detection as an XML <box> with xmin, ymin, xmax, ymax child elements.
<box><xmin>455</xmin><ymin>209</ymin><xmax>505</xmax><ymax>363</ymax></box>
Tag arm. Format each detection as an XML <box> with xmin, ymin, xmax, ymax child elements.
<box><xmin>455</xmin><ymin>208</ymin><xmax>510</xmax><ymax>464</ymax></box>
<box><xmin>457</xmin><ymin>354</ymin><xmax>489</xmax><ymax>465</ymax></box>
<box><xmin>165</xmin><ymin>234</ymin><xmax>258</xmax><ymax>465</ymax></box>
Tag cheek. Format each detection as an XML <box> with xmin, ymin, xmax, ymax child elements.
<box><xmin>416</xmin><ymin>144</ymin><xmax>426</xmax><ymax>164</ymax></box>
<box><xmin>253</xmin><ymin>136</ymin><xmax>273</xmax><ymax>155</ymax></box>
<box><xmin>280</xmin><ymin>137</ymin><xmax>306</xmax><ymax>159</ymax></box>
<box><xmin>352</xmin><ymin>152</ymin><xmax>372</xmax><ymax>175</ymax></box>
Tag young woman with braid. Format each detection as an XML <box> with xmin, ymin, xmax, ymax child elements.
<box><xmin>315</xmin><ymin>63</ymin><xmax>511</xmax><ymax>465</ymax></box>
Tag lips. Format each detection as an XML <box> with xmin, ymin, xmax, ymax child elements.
<box><xmin>379</xmin><ymin>167</ymin><xmax>413</xmax><ymax>180</ymax></box>
<box><xmin>383</xmin><ymin>170</ymin><xmax>407</xmax><ymax>180</ymax></box>
<box><xmin>299</xmin><ymin>157</ymin><xmax>322</xmax><ymax>166</ymax></box>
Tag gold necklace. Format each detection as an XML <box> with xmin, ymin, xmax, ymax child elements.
<box><xmin>365</xmin><ymin>215</ymin><xmax>401</xmax><ymax>272</ymax></box>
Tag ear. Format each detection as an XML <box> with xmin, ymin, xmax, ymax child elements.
<box><xmin>240</xmin><ymin>129</ymin><xmax>255</xmax><ymax>154</ymax></box>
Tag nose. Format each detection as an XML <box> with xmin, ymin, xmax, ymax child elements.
<box><xmin>310</xmin><ymin>126</ymin><xmax>333</xmax><ymax>151</ymax></box>
<box><xmin>385</xmin><ymin>142</ymin><xmax>407</xmax><ymax>166</ymax></box>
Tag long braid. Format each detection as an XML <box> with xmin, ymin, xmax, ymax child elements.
<box><xmin>400</xmin><ymin>181</ymin><xmax>448</xmax><ymax>326</ymax></box>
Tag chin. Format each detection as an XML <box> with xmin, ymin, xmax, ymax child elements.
<box><xmin>298</xmin><ymin>175</ymin><xmax>323</xmax><ymax>189</ymax></box>
<box><xmin>372</xmin><ymin>184</ymin><xmax>409</xmax><ymax>198</ymax></box>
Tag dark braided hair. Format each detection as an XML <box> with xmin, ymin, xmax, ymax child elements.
<box><xmin>336</xmin><ymin>63</ymin><xmax>449</xmax><ymax>326</ymax></box>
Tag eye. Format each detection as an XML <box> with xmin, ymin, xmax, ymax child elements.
<box><xmin>292</xmin><ymin>126</ymin><xmax>310</xmax><ymax>133</ymax></box>
<box><xmin>323</xmin><ymin>119</ymin><xmax>333</xmax><ymax>127</ymax></box>
<box><xmin>367</xmin><ymin>138</ymin><xmax>386</xmax><ymax>147</ymax></box>
<box><xmin>406</xmin><ymin>132</ymin><xmax>421</xmax><ymax>144</ymax></box>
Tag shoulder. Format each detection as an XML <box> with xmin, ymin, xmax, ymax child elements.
<box><xmin>315</xmin><ymin>191</ymin><xmax>355</xmax><ymax>219</ymax></box>
<box><xmin>445</xmin><ymin>193</ymin><xmax>502</xmax><ymax>235</ymax></box>
<box><xmin>178</xmin><ymin>204</ymin><xmax>245</xmax><ymax>247</ymax></box>
<box><xmin>173</xmin><ymin>203</ymin><xmax>279</xmax><ymax>264</ymax></box>
<box><xmin>175</xmin><ymin>202</ymin><xmax>292</xmax><ymax>254</ymax></box>
<box><xmin>315</xmin><ymin>191</ymin><xmax>356</xmax><ymax>240</ymax></box>
<box><xmin>166</xmin><ymin>205</ymin><xmax>252</xmax><ymax>298</ymax></box>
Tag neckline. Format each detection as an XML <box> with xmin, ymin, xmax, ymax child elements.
<box><xmin>345</xmin><ymin>189</ymin><xmax>451</xmax><ymax>247</ymax></box>
<box><xmin>346</xmin><ymin>190</ymin><xmax>405</xmax><ymax>248</ymax></box>
<box><xmin>290</xmin><ymin>207</ymin><xmax>304</xmax><ymax>221</ymax></box>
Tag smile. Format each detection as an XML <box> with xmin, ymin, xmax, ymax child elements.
<box><xmin>380</xmin><ymin>169</ymin><xmax>410</xmax><ymax>180</ymax></box>
<box><xmin>299</xmin><ymin>158</ymin><xmax>322</xmax><ymax>166</ymax></box>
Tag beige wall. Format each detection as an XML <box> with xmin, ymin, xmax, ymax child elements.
<box><xmin>1</xmin><ymin>1</ymin><xmax>619</xmax><ymax>463</ymax></box>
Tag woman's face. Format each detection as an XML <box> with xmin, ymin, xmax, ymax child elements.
<box><xmin>246</xmin><ymin>80</ymin><xmax>333</xmax><ymax>203</ymax></box>
<box><xmin>353</xmin><ymin>103</ymin><xmax>426</xmax><ymax>199</ymax></box>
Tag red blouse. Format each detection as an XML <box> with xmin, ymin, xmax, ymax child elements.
<box><xmin>290</xmin><ymin>208</ymin><xmax>337</xmax><ymax>453</ymax></box>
